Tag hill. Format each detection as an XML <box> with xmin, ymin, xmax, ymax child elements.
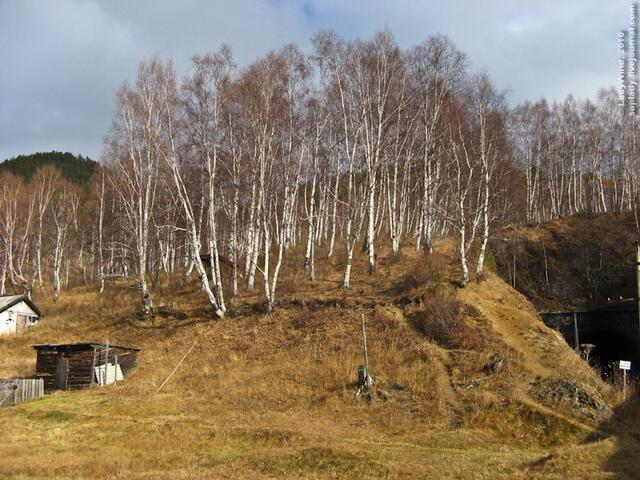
<box><xmin>0</xmin><ymin>151</ymin><xmax>97</xmax><ymax>187</ymax></box>
<box><xmin>0</xmin><ymin>241</ymin><xmax>636</xmax><ymax>479</ymax></box>
<box><xmin>490</xmin><ymin>212</ymin><xmax>639</xmax><ymax>310</ymax></box>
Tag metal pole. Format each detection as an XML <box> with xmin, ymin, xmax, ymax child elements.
<box><xmin>361</xmin><ymin>314</ymin><xmax>369</xmax><ymax>370</ymax></box>
<box><xmin>623</xmin><ymin>369</ymin><xmax>627</xmax><ymax>400</ymax></box>
<box><xmin>573</xmin><ymin>312</ymin><xmax>580</xmax><ymax>352</ymax></box>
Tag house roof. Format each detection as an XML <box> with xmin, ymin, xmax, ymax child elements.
<box><xmin>0</xmin><ymin>295</ymin><xmax>42</xmax><ymax>317</ymax></box>
<box><xmin>32</xmin><ymin>342</ymin><xmax>140</xmax><ymax>351</ymax></box>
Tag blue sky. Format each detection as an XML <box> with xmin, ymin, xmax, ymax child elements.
<box><xmin>0</xmin><ymin>0</ymin><xmax>632</xmax><ymax>160</ymax></box>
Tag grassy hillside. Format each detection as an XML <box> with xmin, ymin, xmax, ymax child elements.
<box><xmin>491</xmin><ymin>212</ymin><xmax>639</xmax><ymax>310</ymax></box>
<box><xmin>0</xmin><ymin>151</ymin><xmax>97</xmax><ymax>187</ymax></box>
<box><xmin>0</xmin><ymin>242</ymin><xmax>635</xmax><ymax>479</ymax></box>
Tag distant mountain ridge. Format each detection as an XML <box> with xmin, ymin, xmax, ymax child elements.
<box><xmin>0</xmin><ymin>151</ymin><xmax>97</xmax><ymax>186</ymax></box>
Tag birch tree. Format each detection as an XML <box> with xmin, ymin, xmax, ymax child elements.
<box><xmin>181</xmin><ymin>48</ymin><xmax>235</xmax><ymax>317</ymax></box>
<box><xmin>466</xmin><ymin>72</ymin><xmax>507</xmax><ymax>274</ymax></box>
<box><xmin>351</xmin><ymin>30</ymin><xmax>403</xmax><ymax>274</ymax></box>
<box><xmin>32</xmin><ymin>166</ymin><xmax>60</xmax><ymax>290</ymax></box>
<box><xmin>312</xmin><ymin>31</ymin><xmax>366</xmax><ymax>288</ymax></box>
<box><xmin>408</xmin><ymin>34</ymin><xmax>466</xmax><ymax>253</ymax></box>
<box><xmin>50</xmin><ymin>185</ymin><xmax>78</xmax><ymax>301</ymax></box>
<box><xmin>107</xmin><ymin>60</ymin><xmax>163</xmax><ymax>316</ymax></box>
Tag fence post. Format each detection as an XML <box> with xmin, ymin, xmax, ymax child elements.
<box><xmin>104</xmin><ymin>341</ymin><xmax>110</xmax><ymax>386</ymax></box>
<box><xmin>90</xmin><ymin>345</ymin><xmax>97</xmax><ymax>386</ymax></box>
<box><xmin>114</xmin><ymin>355</ymin><xmax>118</xmax><ymax>386</ymax></box>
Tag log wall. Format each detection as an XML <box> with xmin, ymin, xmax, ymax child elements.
<box><xmin>34</xmin><ymin>345</ymin><xmax>139</xmax><ymax>392</ymax></box>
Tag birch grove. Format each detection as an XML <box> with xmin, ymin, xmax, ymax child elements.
<box><xmin>0</xmin><ymin>29</ymin><xmax>638</xmax><ymax>314</ymax></box>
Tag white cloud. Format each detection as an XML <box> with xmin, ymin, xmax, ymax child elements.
<box><xmin>0</xmin><ymin>0</ymin><xmax>631</xmax><ymax>160</ymax></box>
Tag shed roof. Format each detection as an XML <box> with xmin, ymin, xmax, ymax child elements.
<box><xmin>0</xmin><ymin>295</ymin><xmax>42</xmax><ymax>316</ymax></box>
<box><xmin>32</xmin><ymin>342</ymin><xmax>140</xmax><ymax>351</ymax></box>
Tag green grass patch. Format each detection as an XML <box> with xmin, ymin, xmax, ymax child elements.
<box><xmin>248</xmin><ymin>446</ymin><xmax>390</xmax><ymax>477</ymax></box>
<box><xmin>25</xmin><ymin>410</ymin><xmax>77</xmax><ymax>423</ymax></box>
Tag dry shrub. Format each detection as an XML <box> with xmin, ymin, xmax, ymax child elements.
<box><xmin>413</xmin><ymin>295</ymin><xmax>481</xmax><ymax>349</ymax></box>
<box><xmin>398</xmin><ymin>256</ymin><xmax>443</xmax><ymax>292</ymax></box>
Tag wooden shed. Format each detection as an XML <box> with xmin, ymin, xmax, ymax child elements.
<box><xmin>33</xmin><ymin>343</ymin><xmax>140</xmax><ymax>392</ymax></box>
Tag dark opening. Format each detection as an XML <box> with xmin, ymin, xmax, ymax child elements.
<box><xmin>579</xmin><ymin>330</ymin><xmax>639</xmax><ymax>382</ymax></box>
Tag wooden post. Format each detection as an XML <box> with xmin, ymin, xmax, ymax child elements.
<box><xmin>90</xmin><ymin>345</ymin><xmax>96</xmax><ymax>385</ymax></box>
<box><xmin>114</xmin><ymin>354</ymin><xmax>118</xmax><ymax>386</ymax></box>
<box><xmin>103</xmin><ymin>341</ymin><xmax>109</xmax><ymax>386</ymax></box>
<box><xmin>573</xmin><ymin>312</ymin><xmax>580</xmax><ymax>352</ymax></box>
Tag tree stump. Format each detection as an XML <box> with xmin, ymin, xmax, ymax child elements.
<box><xmin>356</xmin><ymin>364</ymin><xmax>374</xmax><ymax>397</ymax></box>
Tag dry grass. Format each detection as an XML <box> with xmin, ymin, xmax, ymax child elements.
<box><xmin>411</xmin><ymin>295</ymin><xmax>487</xmax><ymax>350</ymax></box>
<box><xmin>0</xmin><ymin>240</ymin><xmax>634</xmax><ymax>479</ymax></box>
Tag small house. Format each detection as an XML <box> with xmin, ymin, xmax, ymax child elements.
<box><xmin>33</xmin><ymin>343</ymin><xmax>140</xmax><ymax>392</ymax></box>
<box><xmin>0</xmin><ymin>295</ymin><xmax>42</xmax><ymax>335</ymax></box>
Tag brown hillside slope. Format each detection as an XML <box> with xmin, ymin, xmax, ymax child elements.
<box><xmin>0</xmin><ymin>242</ymin><xmax>632</xmax><ymax>479</ymax></box>
<box><xmin>459</xmin><ymin>274</ymin><xmax>607</xmax><ymax>428</ymax></box>
<box><xmin>491</xmin><ymin>212</ymin><xmax>638</xmax><ymax>310</ymax></box>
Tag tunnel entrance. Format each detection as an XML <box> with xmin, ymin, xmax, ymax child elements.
<box><xmin>540</xmin><ymin>306</ymin><xmax>640</xmax><ymax>382</ymax></box>
<box><xmin>578</xmin><ymin>330</ymin><xmax>638</xmax><ymax>382</ymax></box>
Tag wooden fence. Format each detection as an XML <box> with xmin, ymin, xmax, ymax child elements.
<box><xmin>0</xmin><ymin>379</ymin><xmax>44</xmax><ymax>407</ymax></box>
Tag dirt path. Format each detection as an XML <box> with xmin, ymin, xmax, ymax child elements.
<box><xmin>459</xmin><ymin>274</ymin><xmax>555</xmax><ymax>378</ymax></box>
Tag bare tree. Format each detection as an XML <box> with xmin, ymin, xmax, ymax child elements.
<box><xmin>351</xmin><ymin>30</ymin><xmax>403</xmax><ymax>274</ymax></box>
<box><xmin>466</xmin><ymin>72</ymin><xmax>507</xmax><ymax>274</ymax></box>
<box><xmin>181</xmin><ymin>48</ymin><xmax>235</xmax><ymax>317</ymax></box>
<box><xmin>51</xmin><ymin>185</ymin><xmax>77</xmax><ymax>301</ymax></box>
<box><xmin>107</xmin><ymin>60</ymin><xmax>164</xmax><ymax>316</ymax></box>
<box><xmin>408</xmin><ymin>34</ymin><xmax>466</xmax><ymax>253</ymax></box>
<box><xmin>31</xmin><ymin>166</ymin><xmax>60</xmax><ymax>290</ymax></box>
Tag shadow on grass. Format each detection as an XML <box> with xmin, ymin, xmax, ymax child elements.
<box><xmin>526</xmin><ymin>392</ymin><xmax>640</xmax><ymax>480</ymax></box>
<box><xmin>524</xmin><ymin>392</ymin><xmax>640</xmax><ymax>479</ymax></box>
<box><xmin>596</xmin><ymin>393</ymin><xmax>640</xmax><ymax>480</ymax></box>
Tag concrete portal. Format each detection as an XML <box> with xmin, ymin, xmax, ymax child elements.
<box><xmin>540</xmin><ymin>304</ymin><xmax>640</xmax><ymax>378</ymax></box>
